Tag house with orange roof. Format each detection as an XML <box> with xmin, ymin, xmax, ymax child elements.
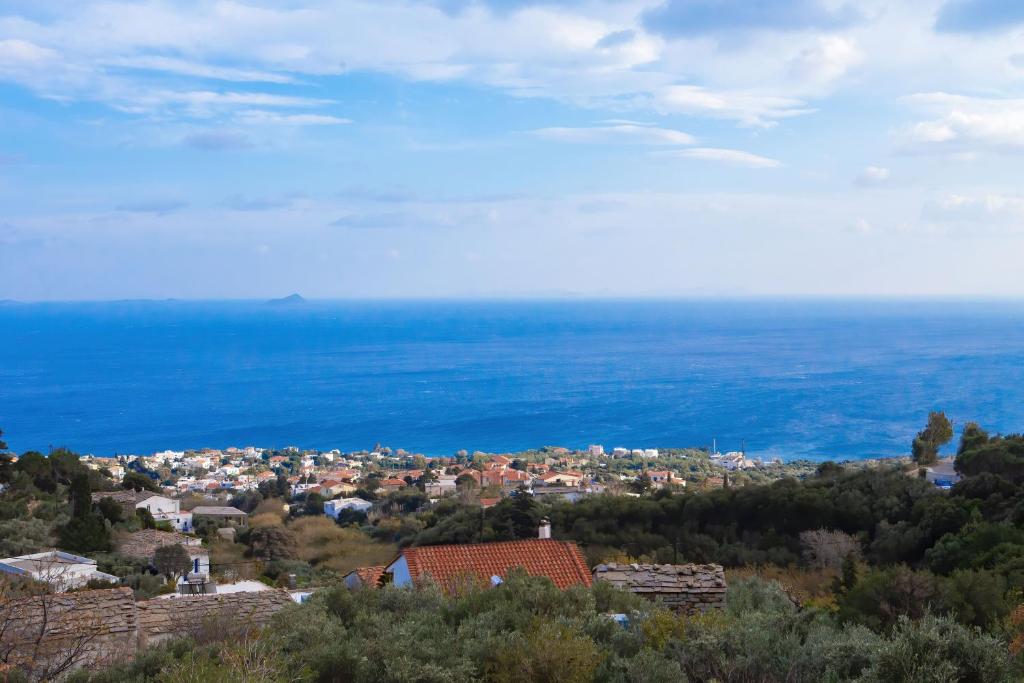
<box><xmin>343</xmin><ymin>565</ymin><xmax>386</xmax><ymax>590</ymax></box>
<box><xmin>379</xmin><ymin>478</ymin><xmax>407</xmax><ymax>492</ymax></box>
<box><xmin>538</xmin><ymin>471</ymin><xmax>585</xmax><ymax>487</ymax></box>
<box><xmin>384</xmin><ymin>520</ymin><xmax>590</xmax><ymax>593</ymax></box>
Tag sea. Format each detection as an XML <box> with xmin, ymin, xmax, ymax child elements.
<box><xmin>1</xmin><ymin>299</ymin><xmax>1023</xmax><ymax>461</ymax></box>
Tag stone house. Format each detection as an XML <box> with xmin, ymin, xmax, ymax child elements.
<box><xmin>592</xmin><ymin>563</ymin><xmax>726</xmax><ymax>614</ymax></box>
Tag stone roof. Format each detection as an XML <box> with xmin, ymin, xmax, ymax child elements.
<box><xmin>90</xmin><ymin>490</ymin><xmax>159</xmax><ymax>506</ymax></box>
<box><xmin>136</xmin><ymin>590</ymin><xmax>294</xmax><ymax>644</ymax></box>
<box><xmin>116</xmin><ymin>529</ymin><xmax>205</xmax><ymax>561</ymax></box>
<box><xmin>398</xmin><ymin>539</ymin><xmax>592</xmax><ymax>593</ymax></box>
<box><xmin>592</xmin><ymin>562</ymin><xmax>726</xmax><ymax>594</ymax></box>
<box><xmin>190</xmin><ymin>506</ymin><xmax>247</xmax><ymax>516</ymax></box>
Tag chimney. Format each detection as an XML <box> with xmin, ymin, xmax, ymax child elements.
<box><xmin>538</xmin><ymin>517</ymin><xmax>551</xmax><ymax>540</ymax></box>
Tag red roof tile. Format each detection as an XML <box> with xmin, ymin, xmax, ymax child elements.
<box><xmin>350</xmin><ymin>565</ymin><xmax>386</xmax><ymax>587</ymax></box>
<box><xmin>400</xmin><ymin>539</ymin><xmax>591</xmax><ymax>593</ymax></box>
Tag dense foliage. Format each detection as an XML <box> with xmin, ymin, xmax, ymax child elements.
<box><xmin>68</xmin><ymin>573</ymin><xmax>1020</xmax><ymax>683</ymax></box>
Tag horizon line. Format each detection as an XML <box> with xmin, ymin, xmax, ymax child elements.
<box><xmin>6</xmin><ymin>294</ymin><xmax>1024</xmax><ymax>305</ymax></box>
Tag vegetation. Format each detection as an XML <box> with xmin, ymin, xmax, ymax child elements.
<box><xmin>67</xmin><ymin>573</ymin><xmax>1020</xmax><ymax>683</ymax></box>
<box><xmin>5</xmin><ymin>417</ymin><xmax>1024</xmax><ymax>680</ymax></box>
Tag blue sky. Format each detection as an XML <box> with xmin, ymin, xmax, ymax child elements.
<box><xmin>3</xmin><ymin>0</ymin><xmax>1024</xmax><ymax>299</ymax></box>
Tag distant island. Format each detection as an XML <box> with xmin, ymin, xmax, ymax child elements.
<box><xmin>266</xmin><ymin>293</ymin><xmax>306</xmax><ymax>305</ymax></box>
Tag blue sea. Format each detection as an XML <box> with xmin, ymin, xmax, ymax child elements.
<box><xmin>2</xmin><ymin>299</ymin><xmax>1024</xmax><ymax>461</ymax></box>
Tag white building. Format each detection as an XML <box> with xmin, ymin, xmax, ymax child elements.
<box><xmin>324</xmin><ymin>498</ymin><xmax>373</xmax><ymax>519</ymax></box>
<box><xmin>0</xmin><ymin>551</ymin><xmax>118</xmax><ymax>592</ymax></box>
<box><xmin>643</xmin><ymin>449</ymin><xmax>659</xmax><ymax>459</ymax></box>
<box><xmin>588</xmin><ymin>445</ymin><xmax>604</xmax><ymax>457</ymax></box>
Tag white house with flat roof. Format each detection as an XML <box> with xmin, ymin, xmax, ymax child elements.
<box><xmin>0</xmin><ymin>551</ymin><xmax>118</xmax><ymax>592</ymax></box>
<box><xmin>323</xmin><ymin>498</ymin><xmax>373</xmax><ymax>520</ymax></box>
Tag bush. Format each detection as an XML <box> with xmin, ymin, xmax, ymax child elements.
<box><xmin>857</xmin><ymin>614</ymin><xmax>1016</xmax><ymax>683</ymax></box>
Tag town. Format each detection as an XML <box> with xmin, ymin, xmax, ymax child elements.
<box><xmin>0</xmin><ymin>417</ymin><xmax>1017</xmax><ymax>681</ymax></box>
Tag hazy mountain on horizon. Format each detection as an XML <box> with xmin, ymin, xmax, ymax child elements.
<box><xmin>267</xmin><ymin>293</ymin><xmax>306</xmax><ymax>306</ymax></box>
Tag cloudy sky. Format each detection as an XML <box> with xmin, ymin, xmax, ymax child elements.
<box><xmin>2</xmin><ymin>0</ymin><xmax>1024</xmax><ymax>299</ymax></box>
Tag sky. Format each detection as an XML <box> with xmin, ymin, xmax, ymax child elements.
<box><xmin>2</xmin><ymin>0</ymin><xmax>1024</xmax><ymax>300</ymax></box>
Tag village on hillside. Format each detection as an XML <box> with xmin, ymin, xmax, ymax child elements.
<box><xmin>0</xmin><ymin>434</ymin><xmax>975</xmax><ymax>679</ymax></box>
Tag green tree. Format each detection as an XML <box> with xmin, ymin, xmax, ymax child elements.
<box><xmin>630</xmin><ymin>471</ymin><xmax>653</xmax><ymax>494</ymax></box>
<box><xmin>0</xmin><ymin>428</ymin><xmax>10</xmax><ymax>484</ymax></box>
<box><xmin>96</xmin><ymin>496</ymin><xmax>124</xmax><ymax>524</ymax></box>
<box><xmin>958</xmin><ymin>421</ymin><xmax>989</xmax><ymax>455</ymax></box>
<box><xmin>249</xmin><ymin>525</ymin><xmax>297</xmax><ymax>561</ymax></box>
<box><xmin>136</xmin><ymin>507</ymin><xmax>157</xmax><ymax>529</ymax></box>
<box><xmin>122</xmin><ymin>471</ymin><xmax>160</xmax><ymax>493</ymax></box>
<box><xmin>69</xmin><ymin>472</ymin><xmax>92</xmax><ymax>519</ymax></box>
<box><xmin>303</xmin><ymin>492</ymin><xmax>325</xmax><ymax>516</ymax></box>
<box><xmin>58</xmin><ymin>473</ymin><xmax>112</xmax><ymax>552</ymax></box>
<box><xmin>912</xmin><ymin>411</ymin><xmax>954</xmax><ymax>466</ymax></box>
<box><xmin>154</xmin><ymin>543</ymin><xmax>192</xmax><ymax>583</ymax></box>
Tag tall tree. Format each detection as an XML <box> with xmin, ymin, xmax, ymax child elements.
<box><xmin>912</xmin><ymin>411</ymin><xmax>954</xmax><ymax>466</ymax></box>
<box><xmin>154</xmin><ymin>544</ymin><xmax>192</xmax><ymax>584</ymax></box>
<box><xmin>0</xmin><ymin>428</ymin><xmax>12</xmax><ymax>484</ymax></box>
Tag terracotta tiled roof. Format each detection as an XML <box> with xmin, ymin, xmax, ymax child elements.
<box><xmin>348</xmin><ymin>565</ymin><xmax>386</xmax><ymax>587</ymax></box>
<box><xmin>400</xmin><ymin>539</ymin><xmax>592</xmax><ymax>593</ymax></box>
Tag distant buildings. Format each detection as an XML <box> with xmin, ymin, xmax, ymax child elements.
<box><xmin>191</xmin><ymin>506</ymin><xmax>248</xmax><ymax>527</ymax></box>
<box><xmin>91</xmin><ymin>491</ymin><xmax>194</xmax><ymax>532</ymax></box>
<box><xmin>323</xmin><ymin>498</ymin><xmax>373</xmax><ymax>520</ymax></box>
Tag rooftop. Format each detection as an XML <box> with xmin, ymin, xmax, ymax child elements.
<box><xmin>116</xmin><ymin>529</ymin><xmax>204</xmax><ymax>560</ymax></box>
<box><xmin>90</xmin><ymin>490</ymin><xmax>160</xmax><ymax>505</ymax></box>
<box><xmin>346</xmin><ymin>565</ymin><xmax>386</xmax><ymax>587</ymax></box>
<box><xmin>396</xmin><ymin>538</ymin><xmax>592</xmax><ymax>593</ymax></box>
<box><xmin>592</xmin><ymin>563</ymin><xmax>726</xmax><ymax>594</ymax></box>
<box><xmin>190</xmin><ymin>506</ymin><xmax>247</xmax><ymax>516</ymax></box>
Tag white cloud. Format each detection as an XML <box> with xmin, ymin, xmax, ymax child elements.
<box><xmin>656</xmin><ymin>147</ymin><xmax>782</xmax><ymax>168</ymax></box>
<box><xmin>900</xmin><ymin>92</ymin><xmax>1024</xmax><ymax>154</ymax></box>
<box><xmin>653</xmin><ymin>85</ymin><xmax>813</xmax><ymax>127</ymax></box>
<box><xmin>235</xmin><ymin>111</ymin><xmax>352</xmax><ymax>126</ymax></box>
<box><xmin>788</xmin><ymin>36</ymin><xmax>863</xmax><ymax>87</ymax></box>
<box><xmin>531</xmin><ymin>124</ymin><xmax>695</xmax><ymax>145</ymax></box>
<box><xmin>102</xmin><ymin>55</ymin><xmax>297</xmax><ymax>84</ymax></box>
<box><xmin>921</xmin><ymin>193</ymin><xmax>1024</xmax><ymax>229</ymax></box>
<box><xmin>0</xmin><ymin>38</ymin><xmax>59</xmax><ymax>66</ymax></box>
<box><xmin>848</xmin><ymin>217</ymin><xmax>873</xmax><ymax>234</ymax></box>
<box><xmin>855</xmin><ymin>166</ymin><xmax>890</xmax><ymax>187</ymax></box>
